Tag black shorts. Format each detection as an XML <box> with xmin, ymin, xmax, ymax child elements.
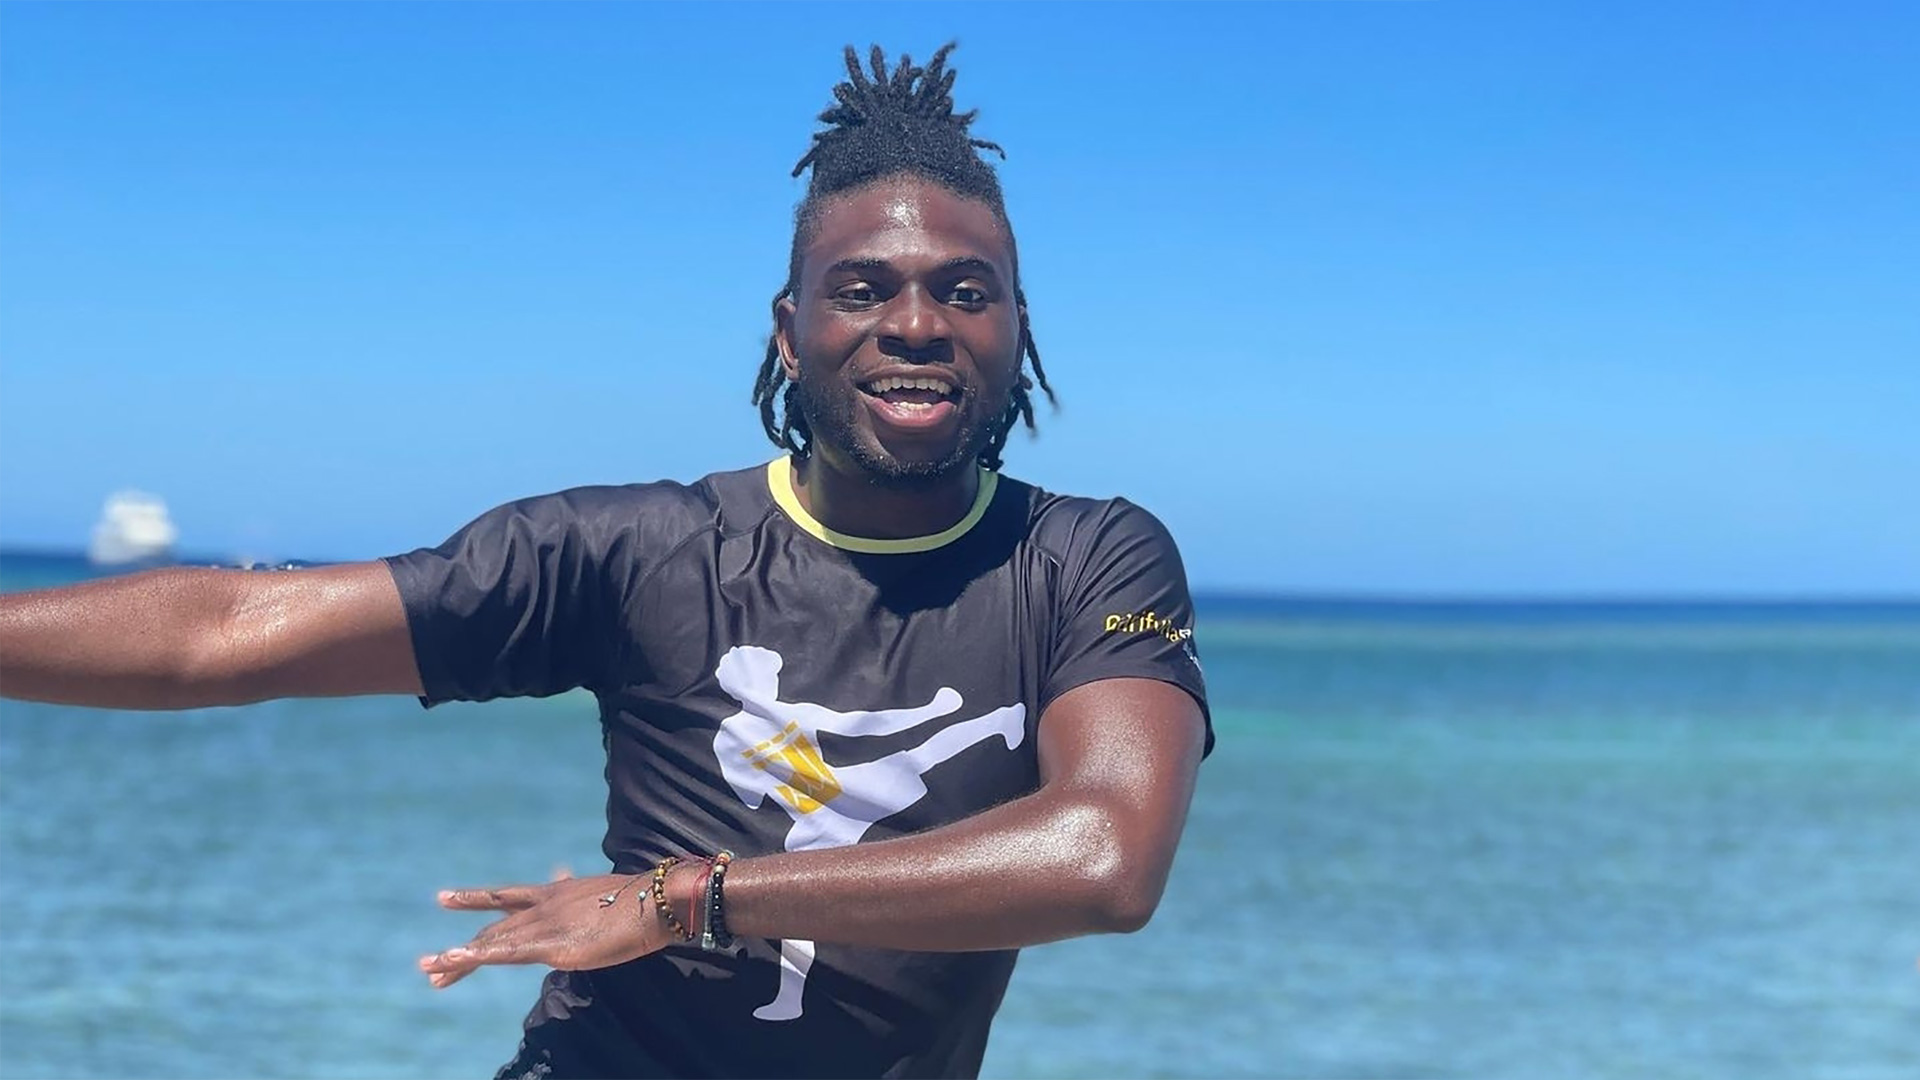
<box><xmin>492</xmin><ymin>970</ymin><xmax>686</xmax><ymax>1080</ymax></box>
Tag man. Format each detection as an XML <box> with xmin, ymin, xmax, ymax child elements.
<box><xmin>0</xmin><ymin>44</ymin><xmax>1211</xmax><ymax>1079</ymax></box>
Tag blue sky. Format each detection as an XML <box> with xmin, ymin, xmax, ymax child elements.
<box><xmin>2</xmin><ymin>1</ymin><xmax>1914</xmax><ymax>595</ymax></box>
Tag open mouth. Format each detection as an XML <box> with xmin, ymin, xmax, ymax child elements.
<box><xmin>858</xmin><ymin>375</ymin><xmax>962</xmax><ymax>430</ymax></box>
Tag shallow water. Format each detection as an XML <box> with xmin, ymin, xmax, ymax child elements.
<box><xmin>2</xmin><ymin>559</ymin><xmax>1916</xmax><ymax>1078</ymax></box>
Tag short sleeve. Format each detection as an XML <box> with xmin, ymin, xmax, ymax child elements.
<box><xmin>382</xmin><ymin>489</ymin><xmax>632</xmax><ymax>706</ymax></box>
<box><xmin>1042</xmin><ymin>499</ymin><xmax>1213</xmax><ymax>757</ymax></box>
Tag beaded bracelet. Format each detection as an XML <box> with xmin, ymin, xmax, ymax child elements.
<box><xmin>700</xmin><ymin>850</ymin><xmax>735</xmax><ymax>952</ymax></box>
<box><xmin>649</xmin><ymin>856</ymin><xmax>695</xmax><ymax>944</ymax></box>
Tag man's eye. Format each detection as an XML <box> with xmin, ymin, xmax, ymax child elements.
<box><xmin>836</xmin><ymin>285</ymin><xmax>879</xmax><ymax>303</ymax></box>
<box><xmin>949</xmin><ymin>286</ymin><xmax>988</xmax><ymax>306</ymax></box>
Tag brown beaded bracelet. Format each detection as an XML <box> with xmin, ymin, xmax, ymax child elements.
<box><xmin>649</xmin><ymin>856</ymin><xmax>695</xmax><ymax>944</ymax></box>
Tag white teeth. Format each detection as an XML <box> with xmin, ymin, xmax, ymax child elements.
<box><xmin>865</xmin><ymin>376</ymin><xmax>952</xmax><ymax>394</ymax></box>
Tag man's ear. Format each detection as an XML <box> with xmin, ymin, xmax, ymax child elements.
<box><xmin>773</xmin><ymin>294</ymin><xmax>801</xmax><ymax>382</ymax></box>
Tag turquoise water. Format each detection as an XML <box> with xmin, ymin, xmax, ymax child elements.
<box><xmin>2</xmin><ymin>556</ymin><xmax>1917</xmax><ymax>1078</ymax></box>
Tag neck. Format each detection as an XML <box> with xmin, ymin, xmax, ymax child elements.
<box><xmin>788</xmin><ymin>453</ymin><xmax>981</xmax><ymax>541</ymax></box>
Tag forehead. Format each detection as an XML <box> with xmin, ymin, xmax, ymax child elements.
<box><xmin>801</xmin><ymin>176</ymin><xmax>1015</xmax><ymax>277</ymax></box>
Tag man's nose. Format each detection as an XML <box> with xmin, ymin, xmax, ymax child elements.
<box><xmin>878</xmin><ymin>286</ymin><xmax>952</xmax><ymax>356</ymax></box>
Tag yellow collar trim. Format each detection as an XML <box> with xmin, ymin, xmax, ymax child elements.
<box><xmin>766</xmin><ymin>457</ymin><xmax>998</xmax><ymax>555</ymax></box>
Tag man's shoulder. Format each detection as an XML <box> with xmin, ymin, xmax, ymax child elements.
<box><xmin>505</xmin><ymin>477</ymin><xmax>713</xmax><ymax>527</ymax></box>
<box><xmin>1001</xmin><ymin>475</ymin><xmax>1177</xmax><ymax>563</ymax></box>
<box><xmin>495</xmin><ymin>463</ymin><xmax>768</xmax><ymax>550</ymax></box>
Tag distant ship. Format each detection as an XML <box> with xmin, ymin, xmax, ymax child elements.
<box><xmin>88</xmin><ymin>491</ymin><xmax>179</xmax><ymax>566</ymax></box>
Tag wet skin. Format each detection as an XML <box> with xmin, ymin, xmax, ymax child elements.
<box><xmin>774</xmin><ymin>175</ymin><xmax>1026</xmax><ymax>540</ymax></box>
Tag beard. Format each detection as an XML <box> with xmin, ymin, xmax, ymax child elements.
<box><xmin>790</xmin><ymin>375</ymin><xmax>1010</xmax><ymax>489</ymax></box>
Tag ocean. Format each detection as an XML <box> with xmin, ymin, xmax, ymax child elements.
<box><xmin>2</xmin><ymin>553</ymin><xmax>1916</xmax><ymax>1079</ymax></box>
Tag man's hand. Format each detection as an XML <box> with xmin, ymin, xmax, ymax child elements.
<box><xmin>419</xmin><ymin>872</ymin><xmax>681</xmax><ymax>989</ymax></box>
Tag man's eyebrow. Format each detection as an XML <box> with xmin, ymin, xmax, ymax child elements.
<box><xmin>936</xmin><ymin>256</ymin><xmax>1002</xmax><ymax>278</ymax></box>
<box><xmin>825</xmin><ymin>257</ymin><xmax>890</xmax><ymax>275</ymax></box>
<box><xmin>823</xmin><ymin>256</ymin><xmax>1003</xmax><ymax>277</ymax></box>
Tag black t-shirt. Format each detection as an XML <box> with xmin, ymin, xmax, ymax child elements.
<box><xmin>384</xmin><ymin>459</ymin><xmax>1211</xmax><ymax>1079</ymax></box>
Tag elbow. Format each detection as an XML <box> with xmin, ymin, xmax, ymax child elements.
<box><xmin>1091</xmin><ymin>886</ymin><xmax>1160</xmax><ymax>935</ymax></box>
<box><xmin>1098</xmin><ymin>845</ymin><xmax>1167</xmax><ymax>930</ymax></box>
<box><xmin>170</xmin><ymin>573</ymin><xmax>258</xmax><ymax>705</ymax></box>
<box><xmin>1055</xmin><ymin>800</ymin><xmax>1172</xmax><ymax>935</ymax></box>
<box><xmin>175</xmin><ymin>620</ymin><xmax>241</xmax><ymax>702</ymax></box>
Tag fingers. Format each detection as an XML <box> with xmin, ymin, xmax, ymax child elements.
<box><xmin>423</xmin><ymin>872</ymin><xmax>650</xmax><ymax>991</ymax></box>
<box><xmin>418</xmin><ymin>934</ymin><xmax>540</xmax><ymax>985</ymax></box>
<box><xmin>438</xmin><ymin>884</ymin><xmax>545</xmax><ymax>911</ymax></box>
<box><xmin>427</xmin><ymin>967</ymin><xmax>472</xmax><ymax>990</ymax></box>
<box><xmin>420</xmin><ymin>945</ymin><xmax>482</xmax><ymax>989</ymax></box>
<box><xmin>550</xmin><ymin>865</ymin><xmax>574</xmax><ymax>882</ymax></box>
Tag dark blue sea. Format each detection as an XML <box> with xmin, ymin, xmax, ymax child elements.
<box><xmin>2</xmin><ymin>553</ymin><xmax>1916</xmax><ymax>1078</ymax></box>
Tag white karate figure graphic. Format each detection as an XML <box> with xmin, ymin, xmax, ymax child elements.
<box><xmin>711</xmin><ymin>645</ymin><xmax>1027</xmax><ymax>1022</ymax></box>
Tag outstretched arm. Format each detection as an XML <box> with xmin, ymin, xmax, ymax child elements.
<box><xmin>0</xmin><ymin>562</ymin><xmax>421</xmax><ymax>708</ymax></box>
<box><xmin>421</xmin><ymin>676</ymin><xmax>1205</xmax><ymax>982</ymax></box>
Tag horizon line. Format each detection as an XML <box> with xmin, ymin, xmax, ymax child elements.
<box><xmin>2</xmin><ymin>545</ymin><xmax>1915</xmax><ymax>607</ymax></box>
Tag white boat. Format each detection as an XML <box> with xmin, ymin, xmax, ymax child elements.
<box><xmin>88</xmin><ymin>491</ymin><xmax>179</xmax><ymax>565</ymax></box>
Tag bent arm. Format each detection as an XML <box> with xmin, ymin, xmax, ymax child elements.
<box><xmin>423</xmin><ymin>678</ymin><xmax>1206</xmax><ymax>983</ymax></box>
<box><xmin>0</xmin><ymin>562</ymin><xmax>422</xmax><ymax>708</ymax></box>
<box><xmin>717</xmin><ymin>677</ymin><xmax>1206</xmax><ymax>950</ymax></box>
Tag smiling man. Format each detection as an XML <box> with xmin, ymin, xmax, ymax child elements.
<box><xmin>0</xmin><ymin>45</ymin><xmax>1211</xmax><ymax>1079</ymax></box>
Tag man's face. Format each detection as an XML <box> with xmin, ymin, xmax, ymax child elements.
<box><xmin>776</xmin><ymin>175</ymin><xmax>1024</xmax><ymax>487</ymax></box>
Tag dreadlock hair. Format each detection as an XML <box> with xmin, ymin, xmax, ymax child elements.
<box><xmin>750</xmin><ymin>43</ymin><xmax>1056</xmax><ymax>472</ymax></box>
